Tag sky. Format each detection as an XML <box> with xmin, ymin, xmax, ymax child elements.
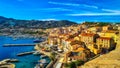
<box><xmin>0</xmin><ymin>0</ymin><xmax>120</xmax><ymax>23</ymax></box>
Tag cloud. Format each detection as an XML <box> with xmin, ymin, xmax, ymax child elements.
<box><xmin>102</xmin><ymin>9</ymin><xmax>120</xmax><ymax>13</ymax></box>
<box><xmin>36</xmin><ymin>8</ymin><xmax>72</xmax><ymax>11</ymax></box>
<box><xmin>48</xmin><ymin>1</ymin><xmax>80</xmax><ymax>6</ymax></box>
<box><xmin>29</xmin><ymin>8</ymin><xmax>72</xmax><ymax>12</ymax></box>
<box><xmin>67</xmin><ymin>8</ymin><xmax>120</xmax><ymax>16</ymax></box>
<box><xmin>82</xmin><ymin>4</ymin><xmax>98</xmax><ymax>9</ymax></box>
<box><xmin>48</xmin><ymin>1</ymin><xmax>98</xmax><ymax>9</ymax></box>
<box><xmin>67</xmin><ymin>13</ymin><xmax>120</xmax><ymax>16</ymax></box>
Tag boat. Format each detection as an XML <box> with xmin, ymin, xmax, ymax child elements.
<box><xmin>9</xmin><ymin>59</ymin><xmax>19</xmax><ymax>62</ymax></box>
<box><xmin>39</xmin><ymin>59</ymin><xmax>47</xmax><ymax>64</ymax></box>
<box><xmin>33</xmin><ymin>39</ymin><xmax>43</xmax><ymax>43</ymax></box>
<box><xmin>40</xmin><ymin>55</ymin><xmax>47</xmax><ymax>58</ymax></box>
<box><xmin>33</xmin><ymin>51</ymin><xmax>41</xmax><ymax>55</ymax></box>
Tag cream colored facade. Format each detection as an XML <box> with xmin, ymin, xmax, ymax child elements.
<box><xmin>102</xmin><ymin>25</ymin><xmax>113</xmax><ymax>31</ymax></box>
<box><xmin>80</xmin><ymin>33</ymin><xmax>99</xmax><ymax>47</ymax></box>
<box><xmin>97</xmin><ymin>31</ymin><xmax>119</xmax><ymax>43</ymax></box>
<box><xmin>96</xmin><ymin>37</ymin><xmax>115</xmax><ymax>50</ymax></box>
<box><xmin>87</xmin><ymin>27</ymin><xmax>102</xmax><ymax>33</ymax></box>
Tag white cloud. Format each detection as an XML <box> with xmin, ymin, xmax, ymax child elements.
<box><xmin>67</xmin><ymin>8</ymin><xmax>120</xmax><ymax>16</ymax></box>
<box><xmin>36</xmin><ymin>8</ymin><xmax>72</xmax><ymax>11</ymax></box>
<box><xmin>102</xmin><ymin>9</ymin><xmax>120</xmax><ymax>13</ymax></box>
<box><xmin>48</xmin><ymin>1</ymin><xmax>98</xmax><ymax>9</ymax></box>
<box><xmin>82</xmin><ymin>4</ymin><xmax>98</xmax><ymax>9</ymax></box>
<box><xmin>67</xmin><ymin>13</ymin><xmax>120</xmax><ymax>16</ymax></box>
<box><xmin>48</xmin><ymin>1</ymin><xmax>80</xmax><ymax>6</ymax></box>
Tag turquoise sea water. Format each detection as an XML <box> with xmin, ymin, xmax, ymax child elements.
<box><xmin>0</xmin><ymin>36</ymin><xmax>50</xmax><ymax>68</ymax></box>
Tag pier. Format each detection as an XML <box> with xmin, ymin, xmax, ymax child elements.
<box><xmin>17</xmin><ymin>51</ymin><xmax>35</xmax><ymax>56</ymax></box>
<box><xmin>3</xmin><ymin>44</ymin><xmax>35</xmax><ymax>47</ymax></box>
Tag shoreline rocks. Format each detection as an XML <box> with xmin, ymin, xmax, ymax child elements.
<box><xmin>0</xmin><ymin>59</ymin><xmax>16</xmax><ymax>68</ymax></box>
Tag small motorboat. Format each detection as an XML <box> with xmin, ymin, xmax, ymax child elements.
<box><xmin>33</xmin><ymin>51</ymin><xmax>41</xmax><ymax>55</ymax></box>
<box><xmin>33</xmin><ymin>39</ymin><xmax>43</xmax><ymax>43</ymax></box>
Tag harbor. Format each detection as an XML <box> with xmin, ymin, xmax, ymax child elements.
<box><xmin>0</xmin><ymin>36</ymin><xmax>50</xmax><ymax>68</ymax></box>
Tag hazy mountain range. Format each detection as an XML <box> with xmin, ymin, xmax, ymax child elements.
<box><xmin>0</xmin><ymin>16</ymin><xmax>77</xmax><ymax>29</ymax></box>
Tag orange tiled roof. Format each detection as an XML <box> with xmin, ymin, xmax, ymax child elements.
<box><xmin>65</xmin><ymin>38</ymin><xmax>74</xmax><ymax>42</ymax></box>
<box><xmin>81</xmin><ymin>33</ymin><xmax>96</xmax><ymax>36</ymax></box>
<box><xmin>76</xmin><ymin>47</ymin><xmax>85</xmax><ymax>52</ymax></box>
<box><xmin>70</xmin><ymin>56</ymin><xmax>83</xmax><ymax>60</ymax></box>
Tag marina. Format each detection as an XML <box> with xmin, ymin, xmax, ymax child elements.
<box><xmin>0</xmin><ymin>36</ymin><xmax>50</xmax><ymax>68</ymax></box>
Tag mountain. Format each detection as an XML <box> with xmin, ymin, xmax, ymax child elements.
<box><xmin>0</xmin><ymin>16</ymin><xmax>77</xmax><ymax>29</ymax></box>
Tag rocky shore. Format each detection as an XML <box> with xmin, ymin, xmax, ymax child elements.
<box><xmin>0</xmin><ymin>59</ymin><xmax>17</xmax><ymax>68</ymax></box>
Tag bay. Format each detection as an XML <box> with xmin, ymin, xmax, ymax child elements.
<box><xmin>0</xmin><ymin>36</ymin><xmax>50</xmax><ymax>68</ymax></box>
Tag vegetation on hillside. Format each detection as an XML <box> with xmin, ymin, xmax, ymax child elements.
<box><xmin>83</xmin><ymin>21</ymin><xmax>112</xmax><ymax>26</ymax></box>
<box><xmin>0</xmin><ymin>16</ymin><xmax>77</xmax><ymax>29</ymax></box>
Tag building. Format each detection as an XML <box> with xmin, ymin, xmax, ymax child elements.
<box><xmin>96</xmin><ymin>37</ymin><xmax>115</xmax><ymax>51</ymax></box>
<box><xmin>97</xmin><ymin>31</ymin><xmax>119</xmax><ymax>43</ymax></box>
<box><xmin>63</xmin><ymin>38</ymin><xmax>75</xmax><ymax>52</ymax></box>
<box><xmin>80</xmin><ymin>33</ymin><xmax>99</xmax><ymax>47</ymax></box>
<box><xmin>64</xmin><ymin>51</ymin><xmax>86</xmax><ymax>63</ymax></box>
<box><xmin>102</xmin><ymin>25</ymin><xmax>113</xmax><ymax>31</ymax></box>
<box><xmin>87</xmin><ymin>27</ymin><xmax>102</xmax><ymax>33</ymax></box>
<box><xmin>87</xmin><ymin>43</ymin><xmax>101</xmax><ymax>54</ymax></box>
<box><xmin>48</xmin><ymin>36</ymin><xmax>58</xmax><ymax>45</ymax></box>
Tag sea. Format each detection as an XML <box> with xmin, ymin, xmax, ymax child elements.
<box><xmin>0</xmin><ymin>36</ymin><xmax>50</xmax><ymax>68</ymax></box>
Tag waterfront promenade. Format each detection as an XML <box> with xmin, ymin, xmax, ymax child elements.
<box><xmin>34</xmin><ymin>44</ymin><xmax>64</xmax><ymax>68</ymax></box>
<box><xmin>34</xmin><ymin>44</ymin><xmax>51</xmax><ymax>56</ymax></box>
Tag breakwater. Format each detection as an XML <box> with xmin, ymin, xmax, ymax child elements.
<box><xmin>17</xmin><ymin>51</ymin><xmax>35</xmax><ymax>56</ymax></box>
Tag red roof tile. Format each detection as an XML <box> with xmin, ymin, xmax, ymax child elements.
<box><xmin>81</xmin><ymin>33</ymin><xmax>96</xmax><ymax>36</ymax></box>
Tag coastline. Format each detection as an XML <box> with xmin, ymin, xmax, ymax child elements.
<box><xmin>0</xmin><ymin>36</ymin><xmax>42</xmax><ymax>68</ymax></box>
<box><xmin>0</xmin><ymin>32</ymin><xmax>48</xmax><ymax>39</ymax></box>
<box><xmin>34</xmin><ymin>44</ymin><xmax>52</xmax><ymax>68</ymax></box>
<box><xmin>0</xmin><ymin>59</ymin><xmax>16</xmax><ymax>68</ymax></box>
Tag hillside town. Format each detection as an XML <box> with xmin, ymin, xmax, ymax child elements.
<box><xmin>0</xmin><ymin>22</ymin><xmax>120</xmax><ymax>68</ymax></box>
<box><xmin>34</xmin><ymin>22</ymin><xmax>120</xmax><ymax>68</ymax></box>
<box><xmin>0</xmin><ymin>0</ymin><xmax>120</xmax><ymax>68</ymax></box>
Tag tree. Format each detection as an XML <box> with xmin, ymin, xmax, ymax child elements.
<box><xmin>69</xmin><ymin>62</ymin><xmax>76</xmax><ymax>68</ymax></box>
<box><xmin>64</xmin><ymin>62</ymin><xmax>77</xmax><ymax>68</ymax></box>
<box><xmin>49</xmin><ymin>52</ymin><xmax>56</xmax><ymax>61</ymax></box>
<box><xmin>75</xmin><ymin>60</ymin><xmax>84</xmax><ymax>66</ymax></box>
